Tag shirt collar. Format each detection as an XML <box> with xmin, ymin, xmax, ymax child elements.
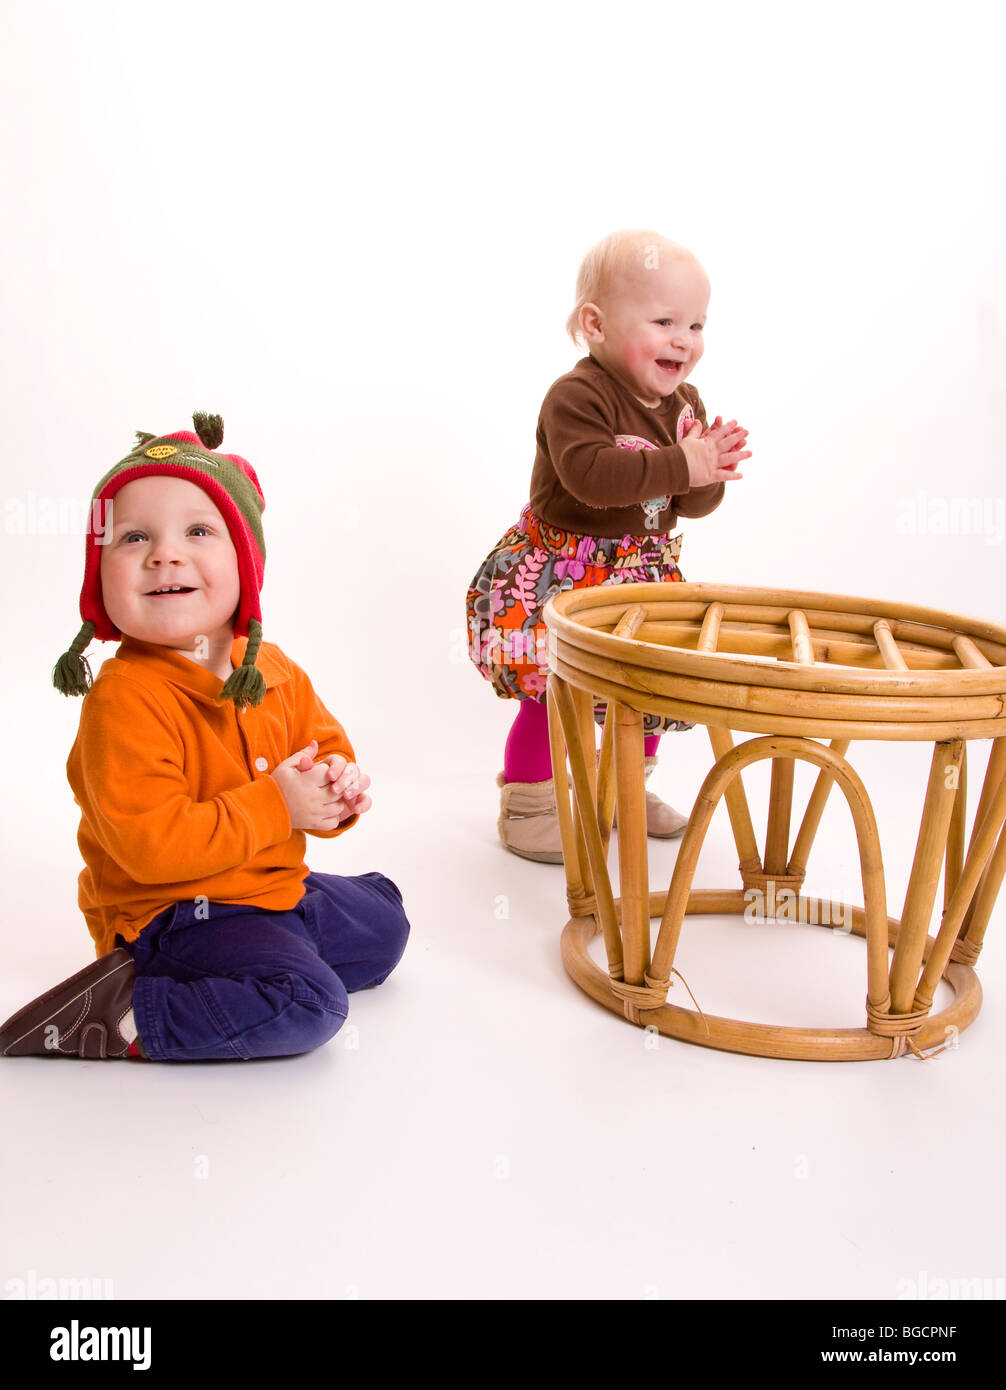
<box><xmin>583</xmin><ymin>353</ymin><xmax>678</xmax><ymax>415</ymax></box>
<box><xmin>108</xmin><ymin>633</ymin><xmax>288</xmax><ymax>705</ymax></box>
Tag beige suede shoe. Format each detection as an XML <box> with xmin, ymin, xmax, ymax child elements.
<box><xmin>607</xmin><ymin>753</ymin><xmax>688</xmax><ymax>839</ymax></box>
<box><xmin>496</xmin><ymin>772</ymin><xmax>565</xmax><ymax>864</ymax></box>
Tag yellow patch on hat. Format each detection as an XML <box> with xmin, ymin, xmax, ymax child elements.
<box><xmin>144</xmin><ymin>445</ymin><xmax>178</xmax><ymax>459</ymax></box>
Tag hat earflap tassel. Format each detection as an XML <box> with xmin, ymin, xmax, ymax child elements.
<box><xmin>53</xmin><ymin>621</ymin><xmax>97</xmax><ymax>697</ymax></box>
<box><xmin>220</xmin><ymin>618</ymin><xmax>266</xmax><ymax>708</ymax></box>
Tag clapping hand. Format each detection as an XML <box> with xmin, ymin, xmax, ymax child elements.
<box><xmin>680</xmin><ymin>415</ymin><xmax>751</xmax><ymax>485</ymax></box>
<box><xmin>316</xmin><ymin>752</ymin><xmax>372</xmax><ymax>821</ymax></box>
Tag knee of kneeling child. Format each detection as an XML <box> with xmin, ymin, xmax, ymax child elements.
<box><xmin>363</xmin><ymin>875</ymin><xmax>411</xmax><ymax>983</ymax></box>
<box><xmin>290</xmin><ymin>989</ymin><xmax>348</xmax><ymax>1052</ymax></box>
<box><xmin>278</xmin><ymin>959</ymin><xmax>349</xmax><ymax>1050</ymax></box>
<box><xmin>382</xmin><ymin>897</ymin><xmax>411</xmax><ymax>977</ymax></box>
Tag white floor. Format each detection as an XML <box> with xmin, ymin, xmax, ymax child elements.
<box><xmin>2</xmin><ymin>0</ymin><xmax>1004</xmax><ymax>1311</ymax></box>
<box><xmin>2</xmin><ymin>733</ymin><xmax>1003</xmax><ymax>1303</ymax></box>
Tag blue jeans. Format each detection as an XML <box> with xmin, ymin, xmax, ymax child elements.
<box><xmin>116</xmin><ymin>871</ymin><xmax>410</xmax><ymax>1062</ymax></box>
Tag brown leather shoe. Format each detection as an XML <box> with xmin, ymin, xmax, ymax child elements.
<box><xmin>0</xmin><ymin>949</ymin><xmax>136</xmax><ymax>1059</ymax></box>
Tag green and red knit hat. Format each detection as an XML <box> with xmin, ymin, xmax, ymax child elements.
<box><xmin>53</xmin><ymin>412</ymin><xmax>268</xmax><ymax>708</ymax></box>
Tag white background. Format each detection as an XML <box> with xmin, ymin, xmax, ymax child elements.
<box><xmin>1</xmin><ymin>0</ymin><xmax>1004</xmax><ymax>1305</ymax></box>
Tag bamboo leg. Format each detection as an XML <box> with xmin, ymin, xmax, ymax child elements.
<box><xmin>965</xmin><ymin>737</ymin><xmax>1006</xmax><ymax>865</ymax></box>
<box><xmin>764</xmin><ymin>758</ymin><xmax>795</xmax><ymax>876</ymax></box>
<box><xmin>955</xmin><ymin>821</ymin><xmax>1006</xmax><ymax>958</ymax></box>
<box><xmin>550</xmin><ymin>678</ymin><xmax>624</xmax><ymax>977</ymax></box>
<box><xmin>916</xmin><ymin>752</ymin><xmax>1006</xmax><ymax>997</ymax></box>
<box><xmin>944</xmin><ymin>744</ymin><xmax>967</xmax><ymax>912</ymax></box>
<box><xmin>569</xmin><ymin>685</ymin><xmax>597</xmax><ymax>903</ymax></box>
<box><xmin>952</xmin><ymin>737</ymin><xmax>1006</xmax><ymax>960</ymax></box>
<box><xmin>651</xmin><ymin>788</ymin><xmax>716</xmax><ymax>984</ymax></box>
<box><xmin>615</xmin><ymin>703</ymin><xmax>649</xmax><ymax>985</ymax></box>
<box><xmin>648</xmin><ymin>737</ymin><xmax>889</xmax><ymax>1015</ymax></box>
<box><xmin>961</xmin><ymin>737</ymin><xmax>1006</xmax><ymax>936</ymax></box>
<box><xmin>860</xmin><ymin>807</ymin><xmax>892</xmax><ymax>1018</ymax></box>
<box><xmin>547</xmin><ymin>677</ymin><xmax>584</xmax><ymax>904</ymax></box>
<box><xmin>597</xmin><ymin>707</ymin><xmax>616</xmax><ymax>856</ymax></box>
<box><xmin>788</xmin><ymin>739</ymin><xmax>852</xmax><ymax>876</ymax></box>
<box><xmin>888</xmin><ymin>739</ymin><xmax>964</xmax><ymax>1014</ymax></box>
<box><xmin>915</xmin><ymin>775</ymin><xmax>1006</xmax><ymax>1008</ymax></box>
<box><xmin>596</xmin><ymin>606</ymin><xmax>645</xmax><ymax>858</ymax></box>
<box><xmin>706</xmin><ymin>726</ymin><xmax>761</xmax><ymax>875</ymax></box>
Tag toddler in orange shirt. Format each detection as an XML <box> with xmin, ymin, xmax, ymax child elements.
<box><xmin>0</xmin><ymin>413</ymin><xmax>409</xmax><ymax>1062</ymax></box>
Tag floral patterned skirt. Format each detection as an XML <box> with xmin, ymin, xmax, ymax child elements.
<box><xmin>465</xmin><ymin>505</ymin><xmax>695</xmax><ymax>734</ymax></box>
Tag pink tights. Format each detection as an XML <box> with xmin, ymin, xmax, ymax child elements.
<box><xmin>503</xmin><ymin>698</ymin><xmax>660</xmax><ymax>783</ymax></box>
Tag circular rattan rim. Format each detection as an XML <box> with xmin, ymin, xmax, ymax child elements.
<box><xmin>544</xmin><ymin>582</ymin><xmax>1006</xmax><ymax>740</ymax></box>
<box><xmin>561</xmin><ymin>891</ymin><xmax>983</xmax><ymax>1062</ymax></box>
<box><xmin>545</xmin><ymin>582</ymin><xmax>1006</xmax><ymax>697</ymax></box>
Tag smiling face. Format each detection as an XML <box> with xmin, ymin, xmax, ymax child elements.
<box><xmin>99</xmin><ymin>475</ymin><xmax>241</xmax><ymax>661</ymax></box>
<box><xmin>580</xmin><ymin>252</ymin><xmax>710</xmax><ymax>407</ymax></box>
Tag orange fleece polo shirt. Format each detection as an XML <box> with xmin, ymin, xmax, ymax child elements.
<box><xmin>66</xmin><ymin>633</ymin><xmax>358</xmax><ymax>958</ymax></box>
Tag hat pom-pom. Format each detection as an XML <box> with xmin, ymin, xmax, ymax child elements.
<box><xmin>53</xmin><ymin>621</ymin><xmax>97</xmax><ymax>697</ymax></box>
<box><xmin>220</xmin><ymin>618</ymin><xmax>266</xmax><ymax>708</ymax></box>
<box><xmin>220</xmin><ymin>663</ymin><xmax>266</xmax><ymax>709</ymax></box>
<box><xmin>193</xmin><ymin>412</ymin><xmax>224</xmax><ymax>450</ymax></box>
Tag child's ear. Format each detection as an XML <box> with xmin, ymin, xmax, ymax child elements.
<box><xmin>579</xmin><ymin>302</ymin><xmax>604</xmax><ymax>343</ymax></box>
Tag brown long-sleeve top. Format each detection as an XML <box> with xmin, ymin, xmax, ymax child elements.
<box><xmin>529</xmin><ymin>354</ymin><xmax>725</xmax><ymax>537</ymax></box>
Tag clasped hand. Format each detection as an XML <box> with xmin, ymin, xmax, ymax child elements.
<box><xmin>681</xmin><ymin>414</ymin><xmax>752</xmax><ymax>486</ymax></box>
<box><xmin>270</xmin><ymin>739</ymin><xmax>373</xmax><ymax>832</ymax></box>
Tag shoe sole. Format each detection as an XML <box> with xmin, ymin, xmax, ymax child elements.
<box><xmin>502</xmin><ymin>826</ymin><xmax>685</xmax><ymax>859</ymax></box>
<box><xmin>501</xmin><ymin>844</ymin><xmax>565</xmax><ymax>864</ymax></box>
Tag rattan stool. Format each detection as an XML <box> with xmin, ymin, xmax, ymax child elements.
<box><xmin>543</xmin><ymin>583</ymin><xmax>1006</xmax><ymax>1061</ymax></box>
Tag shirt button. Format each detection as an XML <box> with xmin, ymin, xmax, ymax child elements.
<box><xmin>254</xmin><ymin>757</ymin><xmax>269</xmax><ymax>772</ymax></box>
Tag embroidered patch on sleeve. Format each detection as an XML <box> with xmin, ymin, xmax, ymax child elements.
<box><xmin>614</xmin><ymin>433</ymin><xmax>658</xmax><ymax>452</ymax></box>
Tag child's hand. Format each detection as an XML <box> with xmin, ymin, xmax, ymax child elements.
<box><xmin>319</xmin><ymin>753</ymin><xmax>373</xmax><ymax>821</ymax></box>
<box><xmin>702</xmin><ymin>415</ymin><xmax>750</xmax><ymax>450</ymax></box>
<box><xmin>681</xmin><ymin>417</ymin><xmax>751</xmax><ymax>485</ymax></box>
<box><xmin>270</xmin><ymin>740</ymin><xmax>348</xmax><ymax>832</ymax></box>
<box><xmin>704</xmin><ymin>416</ymin><xmax>751</xmax><ymax>478</ymax></box>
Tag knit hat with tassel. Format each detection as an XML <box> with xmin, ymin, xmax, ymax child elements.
<box><xmin>53</xmin><ymin>412</ymin><xmax>268</xmax><ymax>708</ymax></box>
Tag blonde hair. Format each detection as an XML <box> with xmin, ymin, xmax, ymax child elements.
<box><xmin>565</xmin><ymin>229</ymin><xmax>698</xmax><ymax>345</ymax></box>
